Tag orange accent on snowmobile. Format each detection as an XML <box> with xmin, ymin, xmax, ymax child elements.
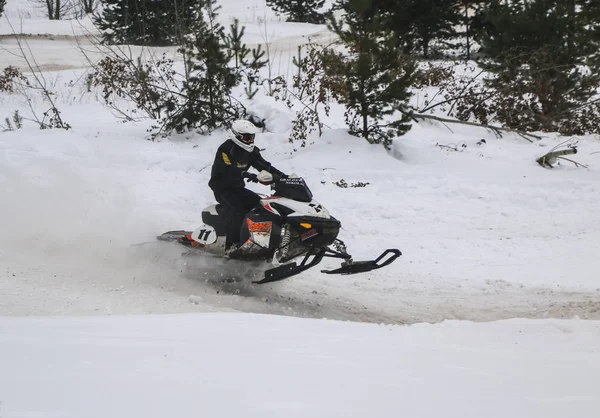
<box><xmin>185</xmin><ymin>234</ymin><xmax>205</xmax><ymax>247</ymax></box>
<box><xmin>246</xmin><ymin>219</ymin><xmax>272</xmax><ymax>233</ymax></box>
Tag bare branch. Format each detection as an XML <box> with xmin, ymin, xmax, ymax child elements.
<box><xmin>3</xmin><ymin>15</ymin><xmax>70</xmax><ymax>129</ymax></box>
<box><xmin>407</xmin><ymin>110</ymin><xmax>542</xmax><ymax>142</ymax></box>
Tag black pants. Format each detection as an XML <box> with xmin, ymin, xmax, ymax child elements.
<box><xmin>214</xmin><ymin>188</ymin><xmax>261</xmax><ymax>248</ymax></box>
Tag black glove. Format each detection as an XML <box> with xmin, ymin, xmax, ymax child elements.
<box><xmin>243</xmin><ymin>172</ymin><xmax>258</xmax><ymax>183</ymax></box>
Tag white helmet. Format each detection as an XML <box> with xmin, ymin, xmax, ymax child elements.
<box><xmin>231</xmin><ymin>119</ymin><xmax>261</xmax><ymax>152</ymax></box>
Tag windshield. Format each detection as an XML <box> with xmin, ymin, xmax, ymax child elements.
<box><xmin>274</xmin><ymin>177</ymin><xmax>313</xmax><ymax>202</ymax></box>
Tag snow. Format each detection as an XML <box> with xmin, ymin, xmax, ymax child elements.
<box><xmin>3</xmin><ymin>119</ymin><xmax>598</xmax><ymax>322</ymax></box>
<box><xmin>0</xmin><ymin>15</ymin><xmax>96</xmax><ymax>36</ymax></box>
<box><xmin>1</xmin><ymin>314</ymin><xmax>599</xmax><ymax>418</ymax></box>
<box><xmin>1</xmin><ymin>0</ymin><xmax>600</xmax><ymax>416</ymax></box>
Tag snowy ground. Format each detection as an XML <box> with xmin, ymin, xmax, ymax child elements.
<box><xmin>1</xmin><ymin>101</ymin><xmax>598</xmax><ymax>324</ymax></box>
<box><xmin>1</xmin><ymin>314</ymin><xmax>599</xmax><ymax>418</ymax></box>
<box><xmin>1</xmin><ymin>1</ymin><xmax>600</xmax><ymax>416</ymax></box>
<box><xmin>1</xmin><ymin>0</ymin><xmax>599</xmax><ymax>322</ymax></box>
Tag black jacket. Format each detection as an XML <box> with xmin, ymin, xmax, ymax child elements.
<box><xmin>208</xmin><ymin>139</ymin><xmax>284</xmax><ymax>192</ymax></box>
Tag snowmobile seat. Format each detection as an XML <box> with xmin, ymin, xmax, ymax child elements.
<box><xmin>202</xmin><ymin>204</ymin><xmax>228</xmax><ymax>236</ymax></box>
<box><xmin>215</xmin><ymin>204</ymin><xmax>226</xmax><ymax>215</ymax></box>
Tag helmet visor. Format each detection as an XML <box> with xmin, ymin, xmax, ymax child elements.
<box><xmin>238</xmin><ymin>133</ymin><xmax>255</xmax><ymax>145</ymax></box>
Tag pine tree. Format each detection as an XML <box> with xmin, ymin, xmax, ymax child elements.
<box><xmin>409</xmin><ymin>0</ymin><xmax>462</xmax><ymax>58</ymax></box>
<box><xmin>224</xmin><ymin>18</ymin><xmax>268</xmax><ymax>99</ymax></box>
<box><xmin>267</xmin><ymin>0</ymin><xmax>327</xmax><ymax>24</ymax></box>
<box><xmin>325</xmin><ymin>0</ymin><xmax>418</xmax><ymax>148</ymax></box>
<box><xmin>169</xmin><ymin>0</ymin><xmax>237</xmax><ymax>132</ymax></box>
<box><xmin>577</xmin><ymin>0</ymin><xmax>600</xmax><ymax>70</ymax></box>
<box><xmin>373</xmin><ymin>0</ymin><xmax>462</xmax><ymax>58</ymax></box>
<box><xmin>225</xmin><ymin>19</ymin><xmax>250</xmax><ymax>70</ymax></box>
<box><xmin>93</xmin><ymin>0</ymin><xmax>198</xmax><ymax>46</ymax></box>
<box><xmin>241</xmin><ymin>46</ymin><xmax>268</xmax><ymax>99</ymax></box>
<box><xmin>458</xmin><ymin>0</ymin><xmax>488</xmax><ymax>60</ymax></box>
<box><xmin>474</xmin><ymin>0</ymin><xmax>600</xmax><ymax>134</ymax></box>
<box><xmin>469</xmin><ymin>0</ymin><xmax>496</xmax><ymax>50</ymax></box>
<box><xmin>0</xmin><ymin>0</ymin><xmax>6</xmax><ymax>19</ymax></box>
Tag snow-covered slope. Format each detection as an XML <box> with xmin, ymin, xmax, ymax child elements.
<box><xmin>1</xmin><ymin>0</ymin><xmax>599</xmax><ymax>322</ymax></box>
<box><xmin>1</xmin><ymin>106</ymin><xmax>599</xmax><ymax>322</ymax></box>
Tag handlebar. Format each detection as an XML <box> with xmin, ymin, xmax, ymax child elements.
<box><xmin>243</xmin><ymin>171</ymin><xmax>289</xmax><ymax>185</ymax></box>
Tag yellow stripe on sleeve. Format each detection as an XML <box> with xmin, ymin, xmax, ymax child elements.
<box><xmin>222</xmin><ymin>152</ymin><xmax>231</xmax><ymax>165</ymax></box>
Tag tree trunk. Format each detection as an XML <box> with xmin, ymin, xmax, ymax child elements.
<box><xmin>45</xmin><ymin>0</ymin><xmax>54</xmax><ymax>20</ymax></box>
<box><xmin>83</xmin><ymin>0</ymin><xmax>94</xmax><ymax>14</ymax></box>
<box><xmin>54</xmin><ymin>0</ymin><xmax>61</xmax><ymax>20</ymax></box>
<box><xmin>465</xmin><ymin>2</ymin><xmax>471</xmax><ymax>60</ymax></box>
<box><xmin>362</xmin><ymin>103</ymin><xmax>368</xmax><ymax>141</ymax></box>
<box><xmin>567</xmin><ymin>0</ymin><xmax>576</xmax><ymax>56</ymax></box>
<box><xmin>422</xmin><ymin>33</ymin><xmax>430</xmax><ymax>58</ymax></box>
<box><xmin>359</xmin><ymin>77</ymin><xmax>368</xmax><ymax>140</ymax></box>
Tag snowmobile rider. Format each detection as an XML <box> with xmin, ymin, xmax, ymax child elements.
<box><xmin>208</xmin><ymin>119</ymin><xmax>287</xmax><ymax>252</ymax></box>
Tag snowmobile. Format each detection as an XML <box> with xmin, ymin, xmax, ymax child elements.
<box><xmin>157</xmin><ymin>171</ymin><xmax>401</xmax><ymax>284</ymax></box>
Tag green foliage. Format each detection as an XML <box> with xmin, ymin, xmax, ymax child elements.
<box><xmin>326</xmin><ymin>0</ymin><xmax>418</xmax><ymax>148</ymax></box>
<box><xmin>12</xmin><ymin>110</ymin><xmax>23</xmax><ymax>129</ymax></box>
<box><xmin>578</xmin><ymin>0</ymin><xmax>600</xmax><ymax>69</ymax></box>
<box><xmin>225</xmin><ymin>19</ymin><xmax>268</xmax><ymax>99</ymax></box>
<box><xmin>93</xmin><ymin>0</ymin><xmax>199</xmax><ymax>46</ymax></box>
<box><xmin>267</xmin><ymin>0</ymin><xmax>327</xmax><ymax>24</ymax></box>
<box><xmin>404</xmin><ymin>0</ymin><xmax>461</xmax><ymax>58</ymax></box>
<box><xmin>471</xmin><ymin>0</ymin><xmax>600</xmax><ymax>134</ymax></box>
<box><xmin>242</xmin><ymin>46</ymin><xmax>268</xmax><ymax>99</ymax></box>
<box><xmin>225</xmin><ymin>19</ymin><xmax>249</xmax><ymax>70</ymax></box>
<box><xmin>457</xmin><ymin>0</ymin><xmax>488</xmax><ymax>60</ymax></box>
<box><xmin>1</xmin><ymin>111</ymin><xmax>23</xmax><ymax>132</ymax></box>
<box><xmin>171</xmin><ymin>0</ymin><xmax>237</xmax><ymax>133</ymax></box>
<box><xmin>355</xmin><ymin>0</ymin><xmax>462</xmax><ymax>58</ymax></box>
<box><xmin>90</xmin><ymin>0</ymin><xmax>254</xmax><ymax>137</ymax></box>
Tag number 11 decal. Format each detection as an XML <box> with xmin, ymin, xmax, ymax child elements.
<box><xmin>191</xmin><ymin>225</ymin><xmax>217</xmax><ymax>244</ymax></box>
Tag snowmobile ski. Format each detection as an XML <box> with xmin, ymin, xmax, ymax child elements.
<box><xmin>253</xmin><ymin>249</ymin><xmax>325</xmax><ymax>284</ymax></box>
<box><xmin>321</xmin><ymin>249</ymin><xmax>402</xmax><ymax>275</ymax></box>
